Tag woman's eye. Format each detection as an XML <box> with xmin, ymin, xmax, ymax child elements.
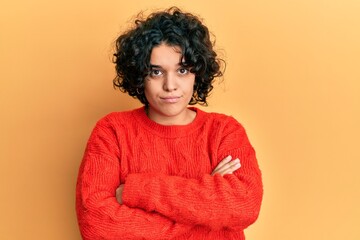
<box><xmin>178</xmin><ymin>68</ymin><xmax>189</xmax><ymax>74</ymax></box>
<box><xmin>150</xmin><ymin>69</ymin><xmax>162</xmax><ymax>76</ymax></box>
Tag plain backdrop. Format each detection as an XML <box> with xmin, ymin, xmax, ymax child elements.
<box><xmin>1</xmin><ymin>0</ymin><xmax>359</xmax><ymax>239</ymax></box>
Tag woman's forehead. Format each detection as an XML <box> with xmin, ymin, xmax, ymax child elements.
<box><xmin>149</xmin><ymin>44</ymin><xmax>185</xmax><ymax>68</ymax></box>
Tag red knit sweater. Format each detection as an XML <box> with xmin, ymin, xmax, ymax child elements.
<box><xmin>76</xmin><ymin>107</ymin><xmax>263</xmax><ymax>240</ymax></box>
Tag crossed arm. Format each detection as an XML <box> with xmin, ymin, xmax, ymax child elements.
<box><xmin>77</xmin><ymin>151</ymin><xmax>260</xmax><ymax>239</ymax></box>
<box><xmin>116</xmin><ymin>155</ymin><xmax>241</xmax><ymax>204</ymax></box>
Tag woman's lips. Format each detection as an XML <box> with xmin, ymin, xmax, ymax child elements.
<box><xmin>160</xmin><ymin>96</ymin><xmax>181</xmax><ymax>103</ymax></box>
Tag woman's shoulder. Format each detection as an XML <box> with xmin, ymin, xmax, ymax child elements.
<box><xmin>192</xmin><ymin>108</ymin><xmax>247</xmax><ymax>138</ymax></box>
<box><xmin>197</xmin><ymin>108</ymin><xmax>243</xmax><ymax>127</ymax></box>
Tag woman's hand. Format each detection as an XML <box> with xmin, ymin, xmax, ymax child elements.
<box><xmin>115</xmin><ymin>184</ymin><xmax>125</xmax><ymax>204</ymax></box>
<box><xmin>211</xmin><ymin>155</ymin><xmax>241</xmax><ymax>176</ymax></box>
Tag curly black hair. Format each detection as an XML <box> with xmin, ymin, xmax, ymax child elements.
<box><xmin>113</xmin><ymin>7</ymin><xmax>224</xmax><ymax>105</ymax></box>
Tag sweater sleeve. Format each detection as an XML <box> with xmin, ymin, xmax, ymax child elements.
<box><xmin>76</xmin><ymin>119</ymin><xmax>192</xmax><ymax>239</ymax></box>
<box><xmin>122</xmin><ymin>117</ymin><xmax>263</xmax><ymax>231</ymax></box>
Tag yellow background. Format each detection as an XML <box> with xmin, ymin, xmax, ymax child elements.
<box><xmin>1</xmin><ymin>0</ymin><xmax>359</xmax><ymax>239</ymax></box>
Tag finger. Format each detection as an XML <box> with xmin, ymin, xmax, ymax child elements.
<box><xmin>212</xmin><ymin>155</ymin><xmax>232</xmax><ymax>173</ymax></box>
<box><xmin>213</xmin><ymin>159</ymin><xmax>241</xmax><ymax>176</ymax></box>
<box><xmin>116</xmin><ymin>184</ymin><xmax>124</xmax><ymax>204</ymax></box>
<box><xmin>214</xmin><ymin>158</ymin><xmax>240</xmax><ymax>174</ymax></box>
<box><xmin>217</xmin><ymin>164</ymin><xmax>241</xmax><ymax>176</ymax></box>
<box><xmin>218</xmin><ymin>161</ymin><xmax>241</xmax><ymax>176</ymax></box>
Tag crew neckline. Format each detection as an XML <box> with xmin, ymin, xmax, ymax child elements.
<box><xmin>132</xmin><ymin>106</ymin><xmax>207</xmax><ymax>138</ymax></box>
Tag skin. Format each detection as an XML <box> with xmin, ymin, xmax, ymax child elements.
<box><xmin>211</xmin><ymin>156</ymin><xmax>241</xmax><ymax>176</ymax></box>
<box><xmin>115</xmin><ymin>43</ymin><xmax>241</xmax><ymax>204</ymax></box>
<box><xmin>144</xmin><ymin>43</ymin><xmax>196</xmax><ymax>126</ymax></box>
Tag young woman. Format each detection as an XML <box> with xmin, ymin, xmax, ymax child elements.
<box><xmin>76</xmin><ymin>7</ymin><xmax>263</xmax><ymax>240</ymax></box>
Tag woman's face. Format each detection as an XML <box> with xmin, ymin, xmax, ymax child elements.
<box><xmin>144</xmin><ymin>43</ymin><xmax>196</xmax><ymax>125</ymax></box>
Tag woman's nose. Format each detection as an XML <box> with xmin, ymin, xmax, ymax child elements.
<box><xmin>163</xmin><ymin>73</ymin><xmax>178</xmax><ymax>91</ymax></box>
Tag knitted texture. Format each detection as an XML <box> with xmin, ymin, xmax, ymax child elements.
<box><xmin>76</xmin><ymin>107</ymin><xmax>263</xmax><ymax>240</ymax></box>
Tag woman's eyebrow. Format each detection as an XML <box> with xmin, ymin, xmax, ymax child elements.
<box><xmin>149</xmin><ymin>64</ymin><xmax>162</xmax><ymax>69</ymax></box>
<box><xmin>149</xmin><ymin>63</ymin><xmax>183</xmax><ymax>69</ymax></box>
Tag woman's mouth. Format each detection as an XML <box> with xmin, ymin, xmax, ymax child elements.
<box><xmin>160</xmin><ymin>96</ymin><xmax>181</xmax><ymax>103</ymax></box>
